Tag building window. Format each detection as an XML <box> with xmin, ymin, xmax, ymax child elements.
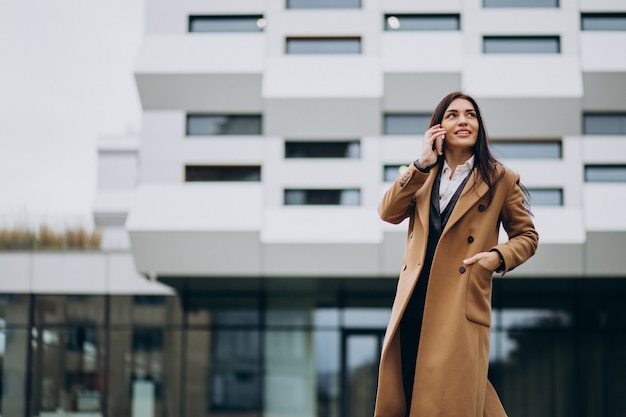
<box><xmin>286</xmin><ymin>0</ymin><xmax>360</xmax><ymax>9</ymax></box>
<box><xmin>284</xmin><ymin>189</ymin><xmax>360</xmax><ymax>205</ymax></box>
<box><xmin>583</xmin><ymin>113</ymin><xmax>626</xmax><ymax>135</ymax></box>
<box><xmin>527</xmin><ymin>188</ymin><xmax>563</xmax><ymax>206</ymax></box>
<box><xmin>186</xmin><ymin>115</ymin><xmax>262</xmax><ymax>136</ymax></box>
<box><xmin>483</xmin><ymin>36</ymin><xmax>560</xmax><ymax>54</ymax></box>
<box><xmin>188</xmin><ymin>15</ymin><xmax>266</xmax><ymax>32</ymax></box>
<box><xmin>581</xmin><ymin>13</ymin><xmax>626</xmax><ymax>31</ymax></box>
<box><xmin>491</xmin><ymin>141</ymin><xmax>562</xmax><ymax>159</ymax></box>
<box><xmin>286</xmin><ymin>37</ymin><xmax>361</xmax><ymax>54</ymax></box>
<box><xmin>185</xmin><ymin>166</ymin><xmax>261</xmax><ymax>182</ymax></box>
<box><xmin>285</xmin><ymin>141</ymin><xmax>361</xmax><ymax>158</ymax></box>
<box><xmin>384</xmin><ymin>14</ymin><xmax>460</xmax><ymax>31</ymax></box>
<box><xmin>384</xmin><ymin>114</ymin><xmax>431</xmax><ymax>135</ymax></box>
<box><xmin>383</xmin><ymin>165</ymin><xmax>408</xmax><ymax>182</ymax></box>
<box><xmin>483</xmin><ymin>0</ymin><xmax>558</xmax><ymax>7</ymax></box>
<box><xmin>585</xmin><ymin>165</ymin><xmax>626</xmax><ymax>182</ymax></box>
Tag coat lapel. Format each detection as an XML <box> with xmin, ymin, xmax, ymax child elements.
<box><xmin>416</xmin><ymin>164</ymin><xmax>439</xmax><ymax>233</ymax></box>
<box><xmin>442</xmin><ymin>170</ymin><xmax>489</xmax><ymax>236</ymax></box>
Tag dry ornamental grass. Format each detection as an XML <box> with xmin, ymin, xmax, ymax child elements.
<box><xmin>0</xmin><ymin>226</ymin><xmax>101</xmax><ymax>250</ymax></box>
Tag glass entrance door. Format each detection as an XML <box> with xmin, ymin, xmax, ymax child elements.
<box><xmin>341</xmin><ymin>330</ymin><xmax>384</xmax><ymax>417</ymax></box>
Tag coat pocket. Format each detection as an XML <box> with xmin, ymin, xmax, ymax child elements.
<box><xmin>466</xmin><ymin>262</ymin><xmax>494</xmax><ymax>327</ymax></box>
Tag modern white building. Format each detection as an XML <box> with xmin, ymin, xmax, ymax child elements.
<box><xmin>1</xmin><ymin>0</ymin><xmax>626</xmax><ymax>416</ymax></box>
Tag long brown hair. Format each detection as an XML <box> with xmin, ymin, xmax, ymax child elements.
<box><xmin>429</xmin><ymin>91</ymin><xmax>504</xmax><ymax>204</ymax></box>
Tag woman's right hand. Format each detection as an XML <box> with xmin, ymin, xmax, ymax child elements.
<box><xmin>418</xmin><ymin>124</ymin><xmax>446</xmax><ymax>167</ymax></box>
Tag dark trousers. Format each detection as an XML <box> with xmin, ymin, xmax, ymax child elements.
<box><xmin>400</xmin><ymin>316</ymin><xmax>422</xmax><ymax>417</ymax></box>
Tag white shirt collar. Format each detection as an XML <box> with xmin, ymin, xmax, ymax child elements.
<box><xmin>442</xmin><ymin>155</ymin><xmax>475</xmax><ymax>175</ymax></box>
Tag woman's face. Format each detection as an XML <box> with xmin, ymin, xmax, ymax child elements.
<box><xmin>440</xmin><ymin>98</ymin><xmax>479</xmax><ymax>152</ymax></box>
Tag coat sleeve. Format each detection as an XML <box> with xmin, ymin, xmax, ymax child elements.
<box><xmin>490</xmin><ymin>172</ymin><xmax>539</xmax><ymax>274</ymax></box>
<box><xmin>378</xmin><ymin>162</ymin><xmax>432</xmax><ymax>224</ymax></box>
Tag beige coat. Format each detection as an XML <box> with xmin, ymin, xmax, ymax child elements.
<box><xmin>374</xmin><ymin>162</ymin><xmax>538</xmax><ymax>417</ymax></box>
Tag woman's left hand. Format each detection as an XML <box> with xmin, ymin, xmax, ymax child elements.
<box><xmin>463</xmin><ymin>251</ymin><xmax>503</xmax><ymax>275</ymax></box>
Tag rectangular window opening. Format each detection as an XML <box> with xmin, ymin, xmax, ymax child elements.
<box><xmin>583</xmin><ymin>113</ymin><xmax>626</xmax><ymax>135</ymax></box>
<box><xmin>284</xmin><ymin>189</ymin><xmax>361</xmax><ymax>205</ymax></box>
<box><xmin>286</xmin><ymin>37</ymin><xmax>361</xmax><ymax>54</ymax></box>
<box><xmin>384</xmin><ymin>14</ymin><xmax>460</xmax><ymax>31</ymax></box>
<box><xmin>185</xmin><ymin>165</ymin><xmax>261</xmax><ymax>182</ymax></box>
<box><xmin>186</xmin><ymin>114</ymin><xmax>262</xmax><ymax>136</ymax></box>
<box><xmin>483</xmin><ymin>0</ymin><xmax>558</xmax><ymax>7</ymax></box>
<box><xmin>490</xmin><ymin>140</ymin><xmax>562</xmax><ymax>159</ymax></box>
<box><xmin>383</xmin><ymin>165</ymin><xmax>409</xmax><ymax>182</ymax></box>
<box><xmin>383</xmin><ymin>114</ymin><xmax>431</xmax><ymax>135</ymax></box>
<box><xmin>527</xmin><ymin>188</ymin><xmax>563</xmax><ymax>206</ymax></box>
<box><xmin>286</xmin><ymin>0</ymin><xmax>360</xmax><ymax>9</ymax></box>
<box><xmin>188</xmin><ymin>15</ymin><xmax>265</xmax><ymax>32</ymax></box>
<box><xmin>585</xmin><ymin>165</ymin><xmax>626</xmax><ymax>182</ymax></box>
<box><xmin>581</xmin><ymin>13</ymin><xmax>626</xmax><ymax>31</ymax></box>
<box><xmin>285</xmin><ymin>141</ymin><xmax>361</xmax><ymax>158</ymax></box>
<box><xmin>483</xmin><ymin>36</ymin><xmax>560</xmax><ymax>54</ymax></box>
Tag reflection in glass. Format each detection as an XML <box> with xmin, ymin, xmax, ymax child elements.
<box><xmin>344</xmin><ymin>308</ymin><xmax>390</xmax><ymax>328</ymax></box>
<box><xmin>345</xmin><ymin>334</ymin><xmax>379</xmax><ymax>417</ymax></box>
<box><xmin>583</xmin><ymin>113</ymin><xmax>626</xmax><ymax>135</ymax></box>
<box><xmin>189</xmin><ymin>15</ymin><xmax>265</xmax><ymax>32</ymax></box>
<box><xmin>212</xmin><ymin>330</ymin><xmax>261</xmax><ymax>412</ymax></box>
<box><xmin>384</xmin><ymin>14</ymin><xmax>460</xmax><ymax>31</ymax></box>
<box><xmin>383</xmin><ymin>114</ymin><xmax>430</xmax><ymax>135</ymax></box>
<box><xmin>484</xmin><ymin>0</ymin><xmax>558</xmax><ymax>7</ymax></box>
<box><xmin>0</xmin><ymin>328</ymin><xmax>28</xmax><ymax>416</ymax></box>
<box><xmin>285</xmin><ymin>141</ymin><xmax>361</xmax><ymax>159</ymax></box>
<box><xmin>287</xmin><ymin>0</ymin><xmax>360</xmax><ymax>9</ymax></box>
<box><xmin>491</xmin><ymin>141</ymin><xmax>561</xmax><ymax>159</ymax></box>
<box><xmin>35</xmin><ymin>295</ymin><xmax>105</xmax><ymax>325</ymax></box>
<box><xmin>585</xmin><ymin>165</ymin><xmax>626</xmax><ymax>182</ymax></box>
<box><xmin>483</xmin><ymin>36</ymin><xmax>560</xmax><ymax>53</ymax></box>
<box><xmin>0</xmin><ymin>294</ymin><xmax>30</xmax><ymax>326</ymax></box>
<box><xmin>527</xmin><ymin>188</ymin><xmax>563</xmax><ymax>206</ymax></box>
<box><xmin>286</xmin><ymin>38</ymin><xmax>361</xmax><ymax>54</ymax></box>
<box><xmin>187</xmin><ymin>115</ymin><xmax>263</xmax><ymax>136</ymax></box>
<box><xmin>581</xmin><ymin>13</ymin><xmax>626</xmax><ymax>31</ymax></box>
<box><xmin>284</xmin><ymin>189</ymin><xmax>361</xmax><ymax>206</ymax></box>
<box><xmin>30</xmin><ymin>327</ymin><xmax>104</xmax><ymax>415</ymax></box>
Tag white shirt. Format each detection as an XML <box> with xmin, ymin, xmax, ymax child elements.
<box><xmin>439</xmin><ymin>155</ymin><xmax>475</xmax><ymax>212</ymax></box>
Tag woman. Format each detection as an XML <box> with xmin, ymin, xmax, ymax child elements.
<box><xmin>374</xmin><ymin>92</ymin><xmax>538</xmax><ymax>417</ymax></box>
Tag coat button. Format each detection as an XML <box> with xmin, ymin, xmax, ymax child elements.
<box><xmin>459</xmin><ymin>266</ymin><xmax>466</xmax><ymax>274</ymax></box>
<box><xmin>467</xmin><ymin>236</ymin><xmax>474</xmax><ymax>243</ymax></box>
<box><xmin>478</xmin><ymin>204</ymin><xmax>485</xmax><ymax>212</ymax></box>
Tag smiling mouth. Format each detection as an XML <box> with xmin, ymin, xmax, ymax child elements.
<box><xmin>456</xmin><ymin>130</ymin><xmax>471</xmax><ymax>135</ymax></box>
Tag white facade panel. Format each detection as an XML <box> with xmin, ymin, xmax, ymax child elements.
<box><xmin>581</xmin><ymin>33</ymin><xmax>626</xmax><ymax>72</ymax></box>
<box><xmin>32</xmin><ymin>253</ymin><xmax>107</xmax><ymax>294</ymax></box>
<box><xmin>0</xmin><ymin>253</ymin><xmax>31</xmax><ymax>292</ymax></box>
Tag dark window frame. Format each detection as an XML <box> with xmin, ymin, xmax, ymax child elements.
<box><xmin>584</xmin><ymin>165</ymin><xmax>626</xmax><ymax>182</ymax></box>
<box><xmin>383</xmin><ymin>113</ymin><xmax>431</xmax><ymax>135</ymax></box>
<box><xmin>483</xmin><ymin>35</ymin><xmax>561</xmax><ymax>54</ymax></box>
<box><xmin>384</xmin><ymin>13</ymin><xmax>461</xmax><ymax>31</ymax></box>
<box><xmin>490</xmin><ymin>140</ymin><xmax>563</xmax><ymax>159</ymax></box>
<box><xmin>186</xmin><ymin>114</ymin><xmax>263</xmax><ymax>136</ymax></box>
<box><xmin>581</xmin><ymin>13</ymin><xmax>626</xmax><ymax>31</ymax></box>
<box><xmin>284</xmin><ymin>140</ymin><xmax>361</xmax><ymax>159</ymax></box>
<box><xmin>185</xmin><ymin>165</ymin><xmax>262</xmax><ymax>182</ymax></box>
<box><xmin>188</xmin><ymin>15</ymin><xmax>265</xmax><ymax>33</ymax></box>
<box><xmin>286</xmin><ymin>0</ymin><xmax>361</xmax><ymax>9</ymax></box>
<box><xmin>483</xmin><ymin>0</ymin><xmax>559</xmax><ymax>7</ymax></box>
<box><xmin>284</xmin><ymin>188</ymin><xmax>361</xmax><ymax>206</ymax></box>
<box><xmin>285</xmin><ymin>37</ymin><xmax>362</xmax><ymax>54</ymax></box>
<box><xmin>583</xmin><ymin>112</ymin><xmax>626</xmax><ymax>135</ymax></box>
<box><xmin>527</xmin><ymin>188</ymin><xmax>564</xmax><ymax>206</ymax></box>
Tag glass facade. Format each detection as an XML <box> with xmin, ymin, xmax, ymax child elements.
<box><xmin>1</xmin><ymin>277</ymin><xmax>626</xmax><ymax>416</ymax></box>
<box><xmin>188</xmin><ymin>15</ymin><xmax>265</xmax><ymax>32</ymax></box>
<box><xmin>186</xmin><ymin>115</ymin><xmax>263</xmax><ymax>136</ymax></box>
